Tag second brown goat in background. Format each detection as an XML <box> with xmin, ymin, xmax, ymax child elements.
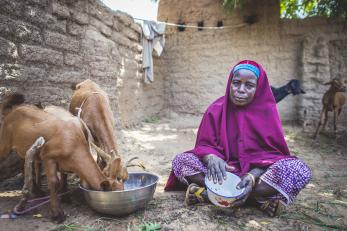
<box><xmin>313</xmin><ymin>78</ymin><xmax>346</xmax><ymax>139</ymax></box>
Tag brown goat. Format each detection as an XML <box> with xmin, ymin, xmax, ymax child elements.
<box><xmin>69</xmin><ymin>79</ymin><xmax>128</xmax><ymax>182</ymax></box>
<box><xmin>313</xmin><ymin>78</ymin><xmax>346</xmax><ymax>139</ymax></box>
<box><xmin>0</xmin><ymin>93</ymin><xmax>124</xmax><ymax>223</ymax></box>
<box><xmin>44</xmin><ymin>105</ymin><xmax>127</xmax><ymax>186</ymax></box>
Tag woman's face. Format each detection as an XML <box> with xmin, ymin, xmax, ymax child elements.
<box><xmin>229</xmin><ymin>69</ymin><xmax>258</xmax><ymax>106</ymax></box>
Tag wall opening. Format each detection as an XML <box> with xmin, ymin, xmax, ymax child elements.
<box><xmin>177</xmin><ymin>21</ymin><xmax>186</xmax><ymax>32</ymax></box>
<box><xmin>217</xmin><ymin>20</ymin><xmax>223</xmax><ymax>27</ymax></box>
<box><xmin>197</xmin><ymin>21</ymin><xmax>204</xmax><ymax>31</ymax></box>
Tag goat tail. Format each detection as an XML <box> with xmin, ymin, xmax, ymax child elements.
<box><xmin>23</xmin><ymin>137</ymin><xmax>45</xmax><ymax>197</ymax></box>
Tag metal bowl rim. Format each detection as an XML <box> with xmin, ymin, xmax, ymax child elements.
<box><xmin>79</xmin><ymin>171</ymin><xmax>159</xmax><ymax>193</ymax></box>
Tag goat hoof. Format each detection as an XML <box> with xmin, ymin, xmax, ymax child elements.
<box><xmin>51</xmin><ymin>210</ymin><xmax>66</xmax><ymax>224</ymax></box>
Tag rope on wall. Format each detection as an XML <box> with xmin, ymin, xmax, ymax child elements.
<box><xmin>133</xmin><ymin>17</ymin><xmax>247</xmax><ymax>30</ymax></box>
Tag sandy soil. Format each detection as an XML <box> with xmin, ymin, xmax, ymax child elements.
<box><xmin>0</xmin><ymin>115</ymin><xmax>346</xmax><ymax>231</ymax></box>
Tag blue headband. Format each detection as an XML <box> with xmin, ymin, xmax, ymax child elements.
<box><xmin>232</xmin><ymin>64</ymin><xmax>260</xmax><ymax>79</ymax></box>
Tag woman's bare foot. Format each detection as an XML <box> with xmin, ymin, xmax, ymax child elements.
<box><xmin>184</xmin><ymin>183</ymin><xmax>207</xmax><ymax>206</ymax></box>
<box><xmin>257</xmin><ymin>199</ymin><xmax>286</xmax><ymax>217</ymax></box>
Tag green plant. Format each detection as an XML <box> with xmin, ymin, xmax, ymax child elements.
<box><xmin>223</xmin><ymin>0</ymin><xmax>252</xmax><ymax>10</ymax></box>
<box><xmin>280</xmin><ymin>0</ymin><xmax>347</xmax><ymax>19</ymax></box>
<box><xmin>143</xmin><ymin>116</ymin><xmax>160</xmax><ymax>123</ymax></box>
<box><xmin>127</xmin><ymin>222</ymin><xmax>161</xmax><ymax>231</ymax></box>
<box><xmin>223</xmin><ymin>0</ymin><xmax>347</xmax><ymax>19</ymax></box>
<box><xmin>136</xmin><ymin>222</ymin><xmax>161</xmax><ymax>231</ymax></box>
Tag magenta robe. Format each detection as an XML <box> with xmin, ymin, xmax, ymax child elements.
<box><xmin>165</xmin><ymin>60</ymin><xmax>292</xmax><ymax>190</ymax></box>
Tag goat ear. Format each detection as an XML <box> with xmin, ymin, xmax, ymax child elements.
<box><xmin>323</xmin><ymin>81</ymin><xmax>332</xmax><ymax>85</ymax></box>
<box><xmin>71</xmin><ymin>82</ymin><xmax>82</xmax><ymax>90</ymax></box>
<box><xmin>109</xmin><ymin>157</ymin><xmax>121</xmax><ymax>179</ymax></box>
<box><xmin>76</xmin><ymin>82</ymin><xmax>83</xmax><ymax>90</ymax></box>
<box><xmin>100</xmin><ymin>180</ymin><xmax>111</xmax><ymax>191</ymax></box>
<box><xmin>35</xmin><ymin>102</ymin><xmax>44</xmax><ymax>109</ymax></box>
<box><xmin>71</xmin><ymin>83</ymin><xmax>77</xmax><ymax>90</ymax></box>
<box><xmin>123</xmin><ymin>168</ymin><xmax>129</xmax><ymax>180</ymax></box>
<box><xmin>2</xmin><ymin>92</ymin><xmax>25</xmax><ymax>115</ymax></box>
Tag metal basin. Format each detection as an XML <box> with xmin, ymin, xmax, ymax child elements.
<box><xmin>80</xmin><ymin>172</ymin><xmax>159</xmax><ymax>216</ymax></box>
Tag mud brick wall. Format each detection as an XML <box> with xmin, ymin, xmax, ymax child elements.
<box><xmin>0</xmin><ymin>0</ymin><xmax>165</xmax><ymax>128</ymax></box>
<box><xmin>157</xmin><ymin>0</ymin><xmax>347</xmax><ymax>131</ymax></box>
<box><xmin>299</xmin><ymin>33</ymin><xmax>347</xmax><ymax>130</ymax></box>
<box><xmin>1</xmin><ymin>0</ymin><xmax>346</xmax><ymax>131</ymax></box>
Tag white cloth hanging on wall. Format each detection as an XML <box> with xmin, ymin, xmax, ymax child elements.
<box><xmin>141</xmin><ymin>21</ymin><xmax>166</xmax><ymax>84</ymax></box>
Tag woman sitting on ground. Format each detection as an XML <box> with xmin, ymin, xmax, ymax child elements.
<box><xmin>164</xmin><ymin>60</ymin><xmax>312</xmax><ymax>216</ymax></box>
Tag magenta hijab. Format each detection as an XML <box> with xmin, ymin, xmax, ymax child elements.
<box><xmin>165</xmin><ymin>60</ymin><xmax>292</xmax><ymax>190</ymax></box>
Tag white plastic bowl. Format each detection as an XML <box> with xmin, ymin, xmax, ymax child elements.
<box><xmin>205</xmin><ymin>172</ymin><xmax>245</xmax><ymax>207</ymax></box>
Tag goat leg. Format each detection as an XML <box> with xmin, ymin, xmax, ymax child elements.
<box><xmin>32</xmin><ymin>161</ymin><xmax>46</xmax><ymax>196</ymax></box>
<box><xmin>59</xmin><ymin>173</ymin><xmax>71</xmax><ymax>203</ymax></box>
<box><xmin>44</xmin><ymin>159</ymin><xmax>66</xmax><ymax>223</ymax></box>
<box><xmin>333</xmin><ymin>108</ymin><xmax>338</xmax><ymax>139</ymax></box>
<box><xmin>321</xmin><ymin>109</ymin><xmax>328</xmax><ymax>131</ymax></box>
<box><xmin>313</xmin><ymin>108</ymin><xmax>326</xmax><ymax>139</ymax></box>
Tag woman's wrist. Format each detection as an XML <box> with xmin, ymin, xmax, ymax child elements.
<box><xmin>203</xmin><ymin>154</ymin><xmax>220</xmax><ymax>164</ymax></box>
<box><xmin>202</xmin><ymin>154</ymin><xmax>212</xmax><ymax>164</ymax></box>
<box><xmin>245</xmin><ymin>173</ymin><xmax>256</xmax><ymax>188</ymax></box>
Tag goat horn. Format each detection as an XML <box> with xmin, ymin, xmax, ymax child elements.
<box><xmin>138</xmin><ymin>162</ymin><xmax>146</xmax><ymax>170</ymax></box>
<box><xmin>125</xmin><ymin>157</ymin><xmax>146</xmax><ymax>171</ymax></box>
<box><xmin>127</xmin><ymin>163</ymin><xmax>146</xmax><ymax>171</ymax></box>
<box><xmin>125</xmin><ymin>157</ymin><xmax>139</xmax><ymax>167</ymax></box>
<box><xmin>90</xmin><ymin>143</ymin><xmax>111</xmax><ymax>162</ymax></box>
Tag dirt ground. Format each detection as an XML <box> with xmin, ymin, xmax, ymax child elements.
<box><xmin>0</xmin><ymin>115</ymin><xmax>346</xmax><ymax>231</ymax></box>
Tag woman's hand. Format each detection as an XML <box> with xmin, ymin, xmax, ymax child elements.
<box><xmin>230</xmin><ymin>173</ymin><xmax>255</xmax><ymax>208</ymax></box>
<box><xmin>203</xmin><ymin>155</ymin><xmax>233</xmax><ymax>184</ymax></box>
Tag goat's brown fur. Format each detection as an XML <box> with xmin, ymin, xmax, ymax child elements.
<box><xmin>0</xmin><ymin>93</ymin><xmax>123</xmax><ymax>223</ymax></box>
<box><xmin>313</xmin><ymin>78</ymin><xmax>346</xmax><ymax>139</ymax></box>
<box><xmin>69</xmin><ymin>79</ymin><xmax>128</xmax><ymax>184</ymax></box>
